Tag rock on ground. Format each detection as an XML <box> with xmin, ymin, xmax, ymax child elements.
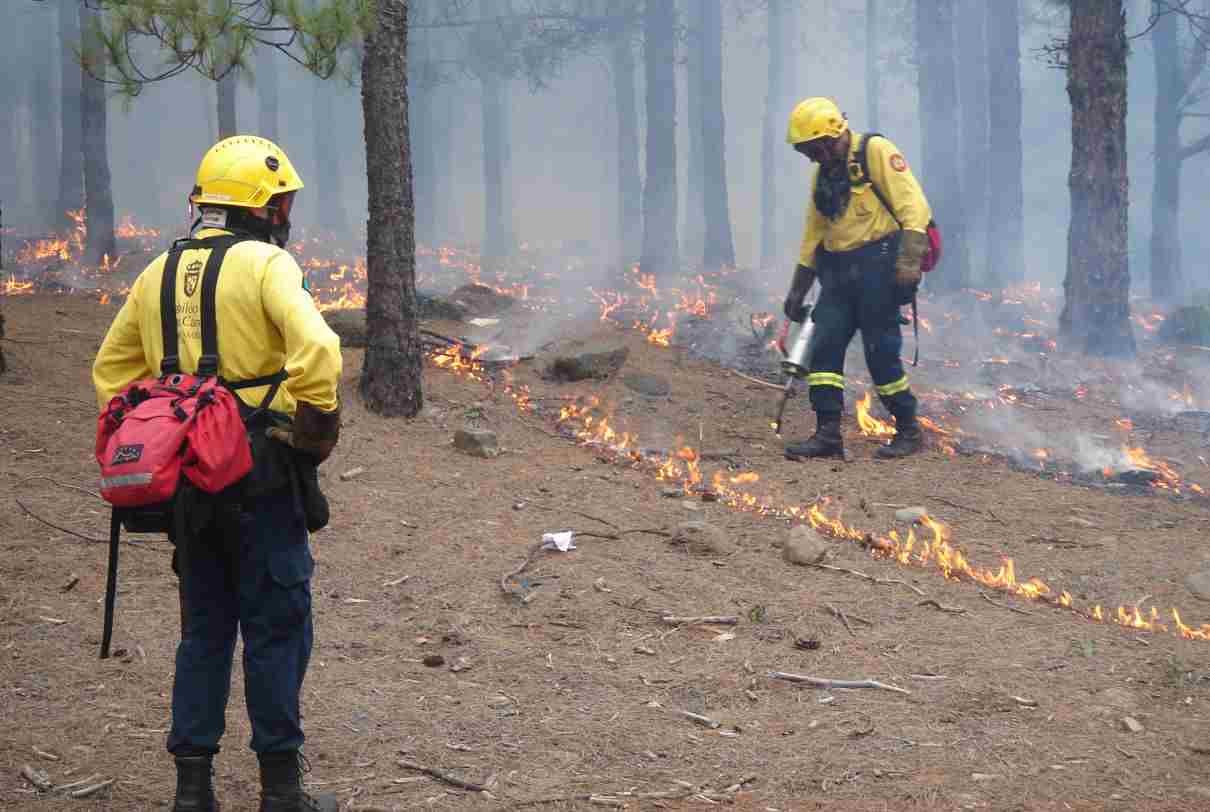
<box><xmin>542</xmin><ymin>340</ymin><xmax>630</xmax><ymax>382</ymax></box>
<box><xmin>622</xmin><ymin>372</ymin><xmax>671</xmax><ymax>397</ymax></box>
<box><xmin>671</xmin><ymin>521</ymin><xmax>735</xmax><ymax>557</ymax></box>
<box><xmin>783</xmin><ymin>525</ymin><xmax>830</xmax><ymax>565</ymax></box>
<box><xmin>453</xmin><ymin>428</ymin><xmax>500</xmax><ymax>459</ymax></box>
<box><xmin>1185</xmin><ymin>570</ymin><xmax>1210</xmax><ymax>601</ymax></box>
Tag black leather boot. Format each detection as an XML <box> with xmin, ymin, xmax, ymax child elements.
<box><xmin>785</xmin><ymin>412</ymin><xmax>844</xmax><ymax>460</ymax></box>
<box><xmin>172</xmin><ymin>754</ymin><xmax>219</xmax><ymax>812</ymax></box>
<box><xmin>258</xmin><ymin>751</ymin><xmax>337</xmax><ymax>812</ymax></box>
<box><xmin>875</xmin><ymin>415</ymin><xmax>923</xmax><ymax>459</ymax></box>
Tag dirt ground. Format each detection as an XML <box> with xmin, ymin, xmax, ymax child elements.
<box><xmin>3</xmin><ymin>288</ymin><xmax>1210</xmax><ymax>812</ymax></box>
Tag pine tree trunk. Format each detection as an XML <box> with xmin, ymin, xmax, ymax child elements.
<box><xmin>79</xmin><ymin>4</ymin><xmax>115</xmax><ymax>265</ymax></box>
<box><xmin>986</xmin><ymin>0</ymin><xmax>1025</xmax><ymax>286</ymax></box>
<box><xmin>314</xmin><ymin>77</ymin><xmax>347</xmax><ymax>233</ymax></box>
<box><xmin>866</xmin><ymin>0</ymin><xmax>879</xmax><ymax>131</ymax></box>
<box><xmin>700</xmin><ymin>0</ymin><xmax>734</xmax><ymax>270</ymax></box>
<box><xmin>684</xmin><ymin>0</ymin><xmax>705</xmax><ymax>267</ymax></box>
<box><xmin>480</xmin><ymin>71</ymin><xmax>514</xmax><ymax>263</ymax></box>
<box><xmin>408</xmin><ymin>16</ymin><xmax>436</xmax><ymax>247</ymax></box>
<box><xmin>1150</xmin><ymin>2</ymin><xmax>1182</xmax><ymax>303</ymax></box>
<box><xmin>31</xmin><ymin>2</ymin><xmax>59</xmax><ymax>230</ymax></box>
<box><xmin>957</xmin><ymin>0</ymin><xmax>988</xmax><ymax>280</ymax></box>
<box><xmin>1060</xmin><ymin>0</ymin><xmax>1135</xmax><ymax>357</ymax></box>
<box><xmin>641</xmin><ymin>0</ymin><xmax>679</xmax><ymax>277</ymax></box>
<box><xmin>256</xmin><ymin>45</ymin><xmax>279</xmax><ymax>142</ymax></box>
<box><xmin>217</xmin><ymin>70</ymin><xmax>237</xmax><ymax>138</ymax></box>
<box><xmin>611</xmin><ymin>32</ymin><xmax>642</xmax><ymax>266</ymax></box>
<box><xmin>57</xmin><ymin>0</ymin><xmax>84</xmax><ymax>226</ymax></box>
<box><xmin>359</xmin><ymin>0</ymin><xmax>422</xmax><ymax>417</ymax></box>
<box><xmin>915</xmin><ymin>0</ymin><xmax>969</xmax><ymax>290</ymax></box>
<box><xmin>760</xmin><ymin>0</ymin><xmax>792</xmax><ymax>270</ymax></box>
<box><xmin>409</xmin><ymin>77</ymin><xmax>435</xmax><ymax>246</ymax></box>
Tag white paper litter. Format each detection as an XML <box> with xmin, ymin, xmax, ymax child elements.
<box><xmin>541</xmin><ymin>531</ymin><xmax>576</xmax><ymax>551</ymax></box>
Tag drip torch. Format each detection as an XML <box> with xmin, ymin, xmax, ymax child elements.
<box><xmin>772</xmin><ymin>294</ymin><xmax>817</xmax><ymax>436</ymax></box>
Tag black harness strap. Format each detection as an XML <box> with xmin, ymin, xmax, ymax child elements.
<box><xmin>159</xmin><ymin>251</ymin><xmax>185</xmax><ymax>376</ymax></box>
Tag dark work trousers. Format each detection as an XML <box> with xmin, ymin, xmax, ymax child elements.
<box><xmin>807</xmin><ymin>235</ymin><xmax>918</xmax><ymax>419</ymax></box>
<box><xmin>166</xmin><ymin>486</ymin><xmax>314</xmax><ymax>756</ymax></box>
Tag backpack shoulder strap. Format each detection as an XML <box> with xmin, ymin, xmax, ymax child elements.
<box><xmin>856</xmin><ymin>133</ymin><xmax>902</xmax><ymax>230</ymax></box>
<box><xmin>159</xmin><ymin>248</ymin><xmax>186</xmax><ymax>376</ymax></box>
<box><xmin>196</xmin><ymin>235</ymin><xmax>246</xmax><ymax>377</ymax></box>
<box><xmin>158</xmin><ymin>234</ymin><xmax>249</xmax><ymax>378</ymax></box>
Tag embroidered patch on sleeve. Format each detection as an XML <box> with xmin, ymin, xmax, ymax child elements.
<box><xmin>889</xmin><ymin>154</ymin><xmax>908</xmax><ymax>172</ymax></box>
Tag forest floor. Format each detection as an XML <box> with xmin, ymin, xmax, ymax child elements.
<box><xmin>4</xmin><ymin>251</ymin><xmax>1210</xmax><ymax>811</ymax></box>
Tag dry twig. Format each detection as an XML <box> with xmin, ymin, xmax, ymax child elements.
<box><xmin>20</xmin><ymin>765</ymin><xmax>52</xmax><ymax>791</ymax></box>
<box><xmin>396</xmin><ymin>759</ymin><xmax>486</xmax><ymax>793</ymax></box>
<box><xmin>660</xmin><ymin>615</ymin><xmax>739</xmax><ymax>626</ymax></box>
<box><xmin>826</xmin><ymin>604</ymin><xmax>856</xmax><ymax>636</ymax></box>
<box><xmin>731</xmin><ymin>369</ymin><xmax>784</xmax><ymax>390</ymax></box>
<box><xmin>69</xmin><ymin>778</ymin><xmax>116</xmax><ymax>798</ymax></box>
<box><xmin>917</xmin><ymin>599</ymin><xmax>967</xmax><ymax>615</ymax></box>
<box><xmin>811</xmin><ymin>563</ymin><xmax>926</xmax><ymax>596</ymax></box>
<box><xmin>767</xmin><ymin>671</ymin><xmax>910</xmax><ymax>695</ymax></box>
<box><xmin>16</xmin><ymin>475</ymin><xmax>101</xmax><ymax>500</ymax></box>
<box><xmin>978</xmin><ymin>590</ymin><xmax>1033</xmax><ymax>616</ymax></box>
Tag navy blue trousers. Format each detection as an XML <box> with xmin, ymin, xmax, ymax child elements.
<box><xmin>166</xmin><ymin>487</ymin><xmax>314</xmax><ymax>756</ymax></box>
<box><xmin>807</xmin><ymin>237</ymin><xmax>917</xmax><ymax>418</ymax></box>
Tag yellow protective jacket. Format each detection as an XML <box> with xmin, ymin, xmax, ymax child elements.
<box><xmin>93</xmin><ymin>229</ymin><xmax>342</xmax><ymax>415</ymax></box>
<box><xmin>798</xmin><ymin>132</ymin><xmax>932</xmax><ymax>268</ymax></box>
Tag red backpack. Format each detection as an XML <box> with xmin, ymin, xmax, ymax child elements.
<box><xmin>855</xmin><ymin>133</ymin><xmax>943</xmax><ymax>273</ymax></box>
<box><xmin>95</xmin><ymin>234</ymin><xmax>286</xmax><ymax>657</ymax></box>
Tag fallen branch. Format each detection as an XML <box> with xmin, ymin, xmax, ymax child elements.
<box><xmin>811</xmin><ymin>563</ymin><xmax>927</xmax><ymax>597</ymax></box>
<box><xmin>660</xmin><ymin>615</ymin><xmax>739</xmax><ymax>626</ymax></box>
<box><xmin>826</xmin><ymin>604</ymin><xmax>856</xmax><ymax>637</ymax></box>
<box><xmin>731</xmin><ymin>369</ymin><xmax>784</xmax><ymax>390</ymax></box>
<box><xmin>918</xmin><ymin>599</ymin><xmax>967</xmax><ymax>615</ymax></box>
<box><xmin>68</xmin><ymin>778</ymin><xmax>116</xmax><ymax>798</ymax></box>
<box><xmin>20</xmin><ymin>765</ymin><xmax>52</xmax><ymax>791</ymax></box>
<box><xmin>767</xmin><ymin>671</ymin><xmax>910</xmax><ymax>696</ymax></box>
<box><xmin>926</xmin><ymin>495</ymin><xmax>1006</xmax><ymax>525</ymax></box>
<box><xmin>672</xmin><ymin>709</ymin><xmax>722</xmax><ymax>729</ymax></box>
<box><xmin>520</xmin><ymin>501</ymin><xmax>620</xmax><ymax>530</ymax></box>
<box><xmin>16</xmin><ymin>499</ymin><xmax>106</xmax><ymax>544</ymax></box>
<box><xmin>396</xmin><ymin>759</ymin><xmax>486</xmax><ymax>792</ymax></box>
<box><xmin>15</xmin><ymin>499</ymin><xmax>164</xmax><ymax>552</ymax></box>
<box><xmin>978</xmin><ymin>590</ymin><xmax>1033</xmax><ymax>616</ymax></box>
<box><xmin>53</xmin><ymin>774</ymin><xmax>102</xmax><ymax>793</ymax></box>
<box><xmin>17</xmin><ymin>475</ymin><xmax>101</xmax><ymax>500</ymax></box>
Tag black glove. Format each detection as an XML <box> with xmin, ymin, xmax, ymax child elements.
<box><xmin>782</xmin><ymin>264</ymin><xmax>816</xmax><ymax>322</ymax></box>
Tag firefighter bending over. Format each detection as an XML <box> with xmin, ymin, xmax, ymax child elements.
<box><xmin>93</xmin><ymin>136</ymin><xmax>342</xmax><ymax>812</ymax></box>
<box><xmin>781</xmin><ymin>98</ymin><xmax>932</xmax><ymax>460</ymax></box>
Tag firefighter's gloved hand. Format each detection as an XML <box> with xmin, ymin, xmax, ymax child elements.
<box><xmin>782</xmin><ymin>264</ymin><xmax>817</xmax><ymax>322</ymax></box>
<box><xmin>266</xmin><ymin>402</ymin><xmax>341</xmax><ymax>464</ymax></box>
<box><xmin>894</xmin><ymin>230</ymin><xmax>929</xmax><ymax>289</ymax></box>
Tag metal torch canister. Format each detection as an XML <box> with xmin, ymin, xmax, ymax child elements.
<box><xmin>772</xmin><ymin>298</ymin><xmax>816</xmax><ymax>435</ymax></box>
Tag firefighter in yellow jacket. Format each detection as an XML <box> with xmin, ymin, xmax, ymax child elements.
<box><xmin>93</xmin><ymin>136</ymin><xmax>342</xmax><ymax>812</ymax></box>
<box><xmin>781</xmin><ymin>98</ymin><xmax>932</xmax><ymax>460</ymax></box>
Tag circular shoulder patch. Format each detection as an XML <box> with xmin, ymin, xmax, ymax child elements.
<box><xmin>889</xmin><ymin>154</ymin><xmax>908</xmax><ymax>172</ymax></box>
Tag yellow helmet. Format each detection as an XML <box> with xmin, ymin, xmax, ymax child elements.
<box><xmin>786</xmin><ymin>97</ymin><xmax>848</xmax><ymax>145</ymax></box>
<box><xmin>190</xmin><ymin>135</ymin><xmax>303</xmax><ymax>209</ymax></box>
